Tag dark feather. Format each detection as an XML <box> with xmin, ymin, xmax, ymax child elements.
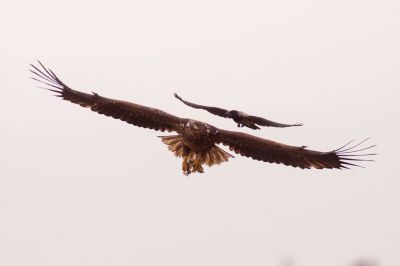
<box><xmin>31</xmin><ymin>61</ymin><xmax>184</xmax><ymax>132</ymax></box>
<box><xmin>174</xmin><ymin>93</ymin><xmax>229</xmax><ymax>117</ymax></box>
<box><xmin>215</xmin><ymin>129</ymin><xmax>375</xmax><ymax>169</ymax></box>
<box><xmin>247</xmin><ymin>115</ymin><xmax>303</xmax><ymax>128</ymax></box>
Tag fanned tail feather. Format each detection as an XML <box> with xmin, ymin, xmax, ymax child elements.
<box><xmin>203</xmin><ymin>145</ymin><xmax>234</xmax><ymax>167</ymax></box>
<box><xmin>159</xmin><ymin>135</ymin><xmax>187</xmax><ymax>157</ymax></box>
<box><xmin>159</xmin><ymin>135</ymin><xmax>234</xmax><ymax>168</ymax></box>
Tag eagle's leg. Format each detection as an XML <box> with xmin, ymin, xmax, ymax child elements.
<box><xmin>188</xmin><ymin>155</ymin><xmax>205</xmax><ymax>174</ymax></box>
<box><xmin>191</xmin><ymin>160</ymin><xmax>205</xmax><ymax>173</ymax></box>
<box><xmin>182</xmin><ymin>157</ymin><xmax>191</xmax><ymax>176</ymax></box>
<box><xmin>194</xmin><ymin>164</ymin><xmax>204</xmax><ymax>173</ymax></box>
<box><xmin>182</xmin><ymin>154</ymin><xmax>205</xmax><ymax>175</ymax></box>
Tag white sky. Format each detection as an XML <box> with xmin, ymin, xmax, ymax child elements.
<box><xmin>1</xmin><ymin>0</ymin><xmax>399</xmax><ymax>265</ymax></box>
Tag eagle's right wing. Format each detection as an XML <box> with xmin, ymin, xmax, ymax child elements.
<box><xmin>174</xmin><ymin>93</ymin><xmax>229</xmax><ymax>118</ymax></box>
<box><xmin>31</xmin><ymin>61</ymin><xmax>185</xmax><ymax>133</ymax></box>
<box><xmin>214</xmin><ymin>129</ymin><xmax>375</xmax><ymax>169</ymax></box>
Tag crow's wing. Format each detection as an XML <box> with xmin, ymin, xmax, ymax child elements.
<box><xmin>246</xmin><ymin>115</ymin><xmax>303</xmax><ymax>128</ymax></box>
<box><xmin>174</xmin><ymin>93</ymin><xmax>229</xmax><ymax>118</ymax></box>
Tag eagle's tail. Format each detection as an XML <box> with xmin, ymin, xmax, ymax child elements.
<box><xmin>200</xmin><ymin>145</ymin><xmax>234</xmax><ymax>167</ymax></box>
<box><xmin>158</xmin><ymin>135</ymin><xmax>234</xmax><ymax>174</ymax></box>
<box><xmin>158</xmin><ymin>135</ymin><xmax>188</xmax><ymax>157</ymax></box>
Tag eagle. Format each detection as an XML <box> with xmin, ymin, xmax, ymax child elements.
<box><xmin>30</xmin><ymin>61</ymin><xmax>375</xmax><ymax>175</ymax></box>
<box><xmin>174</xmin><ymin>93</ymin><xmax>302</xmax><ymax>130</ymax></box>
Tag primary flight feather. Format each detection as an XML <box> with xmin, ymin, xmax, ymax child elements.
<box><xmin>31</xmin><ymin>61</ymin><xmax>375</xmax><ymax>175</ymax></box>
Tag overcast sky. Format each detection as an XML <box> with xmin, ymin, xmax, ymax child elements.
<box><xmin>1</xmin><ymin>0</ymin><xmax>399</xmax><ymax>265</ymax></box>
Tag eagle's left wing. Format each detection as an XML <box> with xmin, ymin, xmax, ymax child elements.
<box><xmin>214</xmin><ymin>129</ymin><xmax>375</xmax><ymax>169</ymax></box>
<box><xmin>30</xmin><ymin>61</ymin><xmax>184</xmax><ymax>132</ymax></box>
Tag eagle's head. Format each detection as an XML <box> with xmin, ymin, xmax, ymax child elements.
<box><xmin>184</xmin><ymin>120</ymin><xmax>216</xmax><ymax>135</ymax></box>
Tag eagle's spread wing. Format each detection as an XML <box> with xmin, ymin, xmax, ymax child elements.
<box><xmin>174</xmin><ymin>93</ymin><xmax>229</xmax><ymax>118</ymax></box>
<box><xmin>247</xmin><ymin>115</ymin><xmax>303</xmax><ymax>128</ymax></box>
<box><xmin>31</xmin><ymin>61</ymin><xmax>183</xmax><ymax>132</ymax></box>
<box><xmin>215</xmin><ymin>129</ymin><xmax>375</xmax><ymax>169</ymax></box>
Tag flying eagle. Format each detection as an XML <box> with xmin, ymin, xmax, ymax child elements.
<box><xmin>30</xmin><ymin>62</ymin><xmax>374</xmax><ymax>175</ymax></box>
<box><xmin>174</xmin><ymin>93</ymin><xmax>302</xmax><ymax>130</ymax></box>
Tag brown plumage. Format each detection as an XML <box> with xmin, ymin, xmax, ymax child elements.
<box><xmin>174</xmin><ymin>93</ymin><xmax>302</xmax><ymax>130</ymax></box>
<box><xmin>30</xmin><ymin>61</ymin><xmax>375</xmax><ymax>175</ymax></box>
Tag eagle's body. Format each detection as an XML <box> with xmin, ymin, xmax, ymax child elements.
<box><xmin>159</xmin><ymin>120</ymin><xmax>232</xmax><ymax>174</ymax></box>
<box><xmin>30</xmin><ymin>62</ymin><xmax>374</xmax><ymax>175</ymax></box>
